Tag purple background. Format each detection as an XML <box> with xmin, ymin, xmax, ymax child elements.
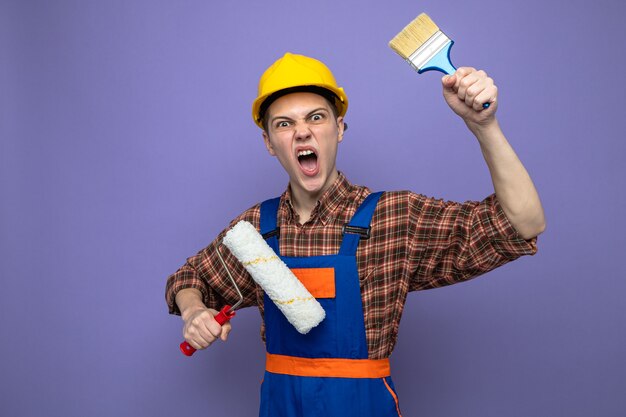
<box><xmin>2</xmin><ymin>1</ymin><xmax>625</xmax><ymax>416</ymax></box>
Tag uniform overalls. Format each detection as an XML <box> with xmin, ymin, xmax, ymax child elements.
<box><xmin>259</xmin><ymin>192</ymin><xmax>402</xmax><ymax>417</ymax></box>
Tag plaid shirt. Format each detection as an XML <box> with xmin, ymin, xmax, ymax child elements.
<box><xmin>166</xmin><ymin>172</ymin><xmax>537</xmax><ymax>359</ymax></box>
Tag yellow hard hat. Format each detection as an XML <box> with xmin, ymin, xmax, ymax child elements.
<box><xmin>252</xmin><ymin>52</ymin><xmax>348</xmax><ymax>128</ymax></box>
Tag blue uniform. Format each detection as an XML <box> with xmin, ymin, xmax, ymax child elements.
<box><xmin>259</xmin><ymin>192</ymin><xmax>402</xmax><ymax>417</ymax></box>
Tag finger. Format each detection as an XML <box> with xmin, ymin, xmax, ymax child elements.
<box><xmin>466</xmin><ymin>76</ymin><xmax>494</xmax><ymax>110</ymax></box>
<box><xmin>442</xmin><ymin>75</ymin><xmax>463</xmax><ymax>105</ymax></box>
<box><xmin>441</xmin><ymin>74</ymin><xmax>456</xmax><ymax>89</ymax></box>
<box><xmin>188</xmin><ymin>337</ymin><xmax>209</xmax><ymax>351</ymax></box>
<box><xmin>463</xmin><ymin>71</ymin><xmax>492</xmax><ymax>107</ymax></box>
<box><xmin>204</xmin><ymin>309</ymin><xmax>224</xmax><ymax>338</ymax></box>
<box><xmin>184</xmin><ymin>325</ymin><xmax>213</xmax><ymax>350</ymax></box>
<box><xmin>197</xmin><ymin>315</ymin><xmax>222</xmax><ymax>343</ymax></box>
<box><xmin>473</xmin><ymin>87</ymin><xmax>497</xmax><ymax>111</ymax></box>
<box><xmin>453</xmin><ymin>67</ymin><xmax>476</xmax><ymax>91</ymax></box>
<box><xmin>220</xmin><ymin>322</ymin><xmax>232</xmax><ymax>342</ymax></box>
<box><xmin>464</xmin><ymin>78</ymin><xmax>487</xmax><ymax>108</ymax></box>
<box><xmin>186</xmin><ymin>312</ymin><xmax>219</xmax><ymax>346</ymax></box>
<box><xmin>457</xmin><ymin>70</ymin><xmax>483</xmax><ymax>103</ymax></box>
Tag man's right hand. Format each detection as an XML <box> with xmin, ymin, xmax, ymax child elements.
<box><xmin>176</xmin><ymin>288</ymin><xmax>232</xmax><ymax>350</ymax></box>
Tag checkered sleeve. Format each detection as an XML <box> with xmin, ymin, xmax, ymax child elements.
<box><xmin>408</xmin><ymin>193</ymin><xmax>537</xmax><ymax>291</ymax></box>
<box><xmin>165</xmin><ymin>205</ymin><xmax>262</xmax><ymax>315</ymax></box>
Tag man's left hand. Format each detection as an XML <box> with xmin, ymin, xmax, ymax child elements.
<box><xmin>442</xmin><ymin>67</ymin><xmax>498</xmax><ymax>128</ymax></box>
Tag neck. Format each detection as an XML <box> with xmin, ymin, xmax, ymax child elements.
<box><xmin>290</xmin><ymin>170</ymin><xmax>339</xmax><ymax>224</ymax></box>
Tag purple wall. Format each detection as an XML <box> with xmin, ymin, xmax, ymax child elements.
<box><xmin>2</xmin><ymin>1</ymin><xmax>625</xmax><ymax>416</ymax></box>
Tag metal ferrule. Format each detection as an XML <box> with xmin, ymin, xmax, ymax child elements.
<box><xmin>406</xmin><ymin>30</ymin><xmax>452</xmax><ymax>71</ymax></box>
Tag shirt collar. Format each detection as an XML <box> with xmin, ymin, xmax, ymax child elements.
<box><xmin>281</xmin><ymin>172</ymin><xmax>353</xmax><ymax>225</ymax></box>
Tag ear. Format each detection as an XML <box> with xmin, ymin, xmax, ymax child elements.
<box><xmin>262</xmin><ymin>130</ymin><xmax>276</xmax><ymax>156</ymax></box>
<box><xmin>336</xmin><ymin>116</ymin><xmax>345</xmax><ymax>143</ymax></box>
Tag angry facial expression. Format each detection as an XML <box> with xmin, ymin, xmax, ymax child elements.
<box><xmin>262</xmin><ymin>92</ymin><xmax>344</xmax><ymax>201</ymax></box>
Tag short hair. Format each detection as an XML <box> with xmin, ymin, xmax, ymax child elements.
<box><xmin>260</xmin><ymin>86</ymin><xmax>340</xmax><ymax>132</ymax></box>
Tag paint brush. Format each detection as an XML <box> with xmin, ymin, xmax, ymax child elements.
<box><xmin>389</xmin><ymin>13</ymin><xmax>490</xmax><ymax>109</ymax></box>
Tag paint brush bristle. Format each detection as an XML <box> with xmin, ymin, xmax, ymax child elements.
<box><xmin>389</xmin><ymin>13</ymin><xmax>440</xmax><ymax>60</ymax></box>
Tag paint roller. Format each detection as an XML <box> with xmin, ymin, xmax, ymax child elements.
<box><xmin>180</xmin><ymin>220</ymin><xmax>325</xmax><ymax>356</ymax></box>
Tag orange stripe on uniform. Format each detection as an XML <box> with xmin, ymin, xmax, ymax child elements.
<box><xmin>266</xmin><ymin>353</ymin><xmax>390</xmax><ymax>379</ymax></box>
<box><xmin>290</xmin><ymin>268</ymin><xmax>335</xmax><ymax>298</ymax></box>
<box><xmin>382</xmin><ymin>377</ymin><xmax>403</xmax><ymax>416</ymax></box>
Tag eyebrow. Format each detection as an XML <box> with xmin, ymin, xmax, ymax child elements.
<box><xmin>270</xmin><ymin>107</ymin><xmax>330</xmax><ymax>125</ymax></box>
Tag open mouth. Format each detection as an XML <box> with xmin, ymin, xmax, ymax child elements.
<box><xmin>297</xmin><ymin>149</ymin><xmax>318</xmax><ymax>174</ymax></box>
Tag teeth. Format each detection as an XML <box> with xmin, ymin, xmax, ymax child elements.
<box><xmin>297</xmin><ymin>150</ymin><xmax>315</xmax><ymax>157</ymax></box>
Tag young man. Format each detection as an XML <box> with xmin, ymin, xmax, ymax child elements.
<box><xmin>166</xmin><ymin>52</ymin><xmax>545</xmax><ymax>416</ymax></box>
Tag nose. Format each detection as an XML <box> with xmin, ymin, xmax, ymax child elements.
<box><xmin>293</xmin><ymin>120</ymin><xmax>312</xmax><ymax>141</ymax></box>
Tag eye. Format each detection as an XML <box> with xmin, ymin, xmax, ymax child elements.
<box><xmin>310</xmin><ymin>113</ymin><xmax>325</xmax><ymax>122</ymax></box>
<box><xmin>275</xmin><ymin>121</ymin><xmax>290</xmax><ymax>128</ymax></box>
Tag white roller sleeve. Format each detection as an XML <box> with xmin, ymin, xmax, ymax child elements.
<box><xmin>222</xmin><ymin>220</ymin><xmax>325</xmax><ymax>334</ymax></box>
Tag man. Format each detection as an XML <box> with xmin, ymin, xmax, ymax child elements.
<box><xmin>166</xmin><ymin>52</ymin><xmax>545</xmax><ymax>416</ymax></box>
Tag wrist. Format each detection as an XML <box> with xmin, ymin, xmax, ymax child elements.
<box><xmin>466</xmin><ymin>118</ymin><xmax>502</xmax><ymax>145</ymax></box>
<box><xmin>176</xmin><ymin>288</ymin><xmax>206</xmax><ymax>320</ymax></box>
<box><xmin>181</xmin><ymin>305</ymin><xmax>206</xmax><ymax>321</ymax></box>
<box><xmin>465</xmin><ymin>117</ymin><xmax>499</xmax><ymax>135</ymax></box>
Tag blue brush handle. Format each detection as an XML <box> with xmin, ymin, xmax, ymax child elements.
<box><xmin>417</xmin><ymin>41</ymin><xmax>490</xmax><ymax>109</ymax></box>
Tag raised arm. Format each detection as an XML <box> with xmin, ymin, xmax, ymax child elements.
<box><xmin>441</xmin><ymin>67</ymin><xmax>545</xmax><ymax>239</ymax></box>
